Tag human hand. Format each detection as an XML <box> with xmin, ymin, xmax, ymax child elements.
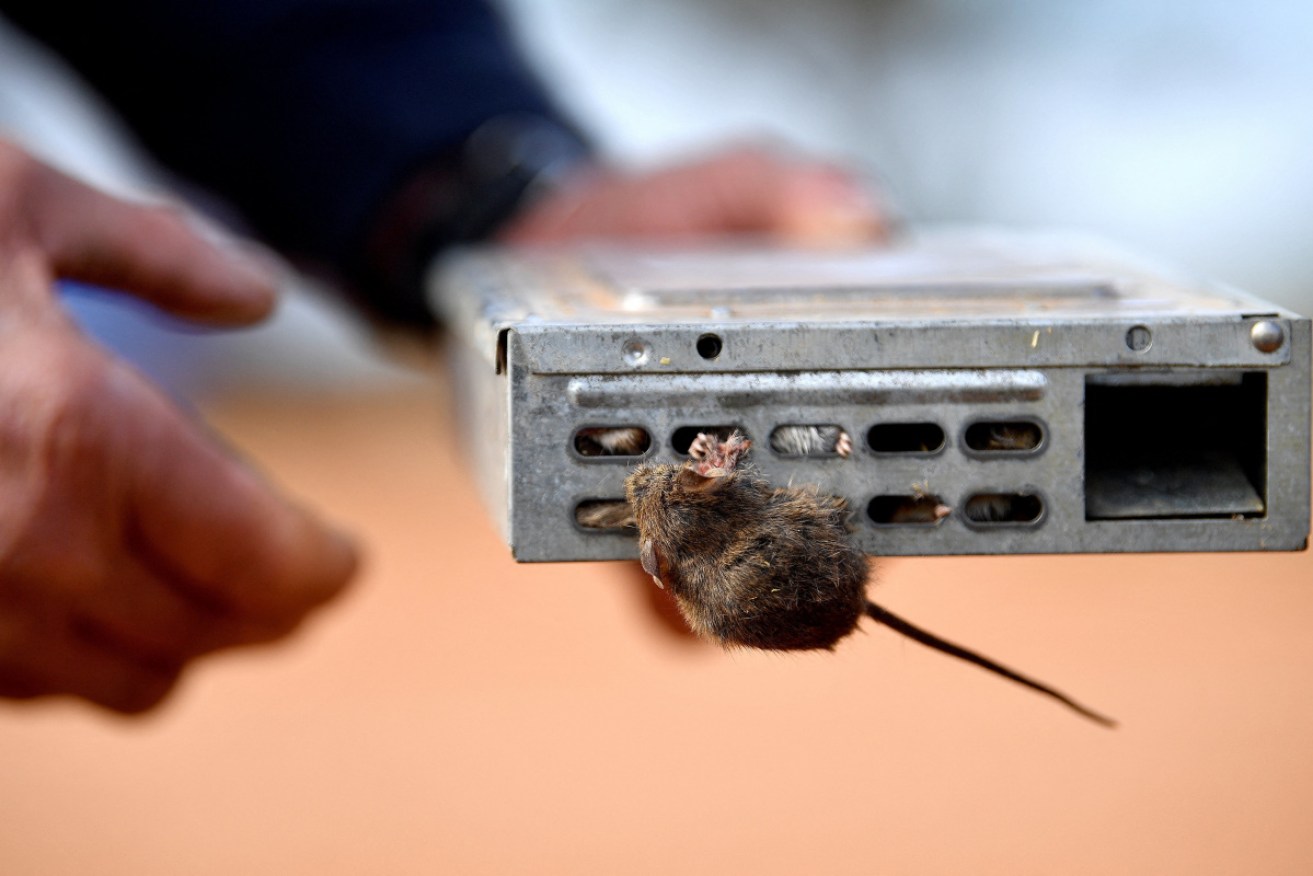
<box><xmin>499</xmin><ymin>144</ymin><xmax>890</xmax><ymax>247</ymax></box>
<box><xmin>0</xmin><ymin>141</ymin><xmax>358</xmax><ymax>714</ymax></box>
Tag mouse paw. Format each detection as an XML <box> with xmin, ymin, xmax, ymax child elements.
<box><xmin>835</xmin><ymin>430</ymin><xmax>852</xmax><ymax>458</ymax></box>
<box><xmin>691</xmin><ymin>430</ymin><xmax>752</xmax><ymax>478</ymax></box>
<box><xmin>688</xmin><ymin>432</ymin><xmax>716</xmax><ymax>461</ymax></box>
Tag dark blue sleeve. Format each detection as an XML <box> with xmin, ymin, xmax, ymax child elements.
<box><xmin>2</xmin><ymin>0</ymin><xmax>580</xmax><ymax>318</ymax></box>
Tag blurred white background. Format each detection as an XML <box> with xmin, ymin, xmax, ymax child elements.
<box><xmin>1</xmin><ymin>0</ymin><xmax>1310</xmax><ymax>391</ymax></box>
<box><xmin>500</xmin><ymin>0</ymin><xmax>1313</xmax><ymax>309</ymax></box>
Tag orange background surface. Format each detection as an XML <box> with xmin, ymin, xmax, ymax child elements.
<box><xmin>2</xmin><ymin>377</ymin><xmax>1311</xmax><ymax>875</ymax></box>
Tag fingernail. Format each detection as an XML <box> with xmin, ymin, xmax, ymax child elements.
<box><xmin>186</xmin><ymin>213</ymin><xmax>284</xmax><ymax>309</ymax></box>
<box><xmin>223</xmin><ymin>242</ymin><xmax>283</xmax><ymax>304</ymax></box>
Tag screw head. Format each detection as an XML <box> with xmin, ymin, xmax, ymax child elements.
<box><xmin>1126</xmin><ymin>325</ymin><xmax>1152</xmax><ymax>353</ymax></box>
<box><xmin>1250</xmin><ymin>320</ymin><xmax>1285</xmax><ymax>354</ymax></box>
<box><xmin>622</xmin><ymin>338</ymin><xmax>651</xmax><ymax>366</ymax></box>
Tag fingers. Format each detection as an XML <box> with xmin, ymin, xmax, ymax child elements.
<box><xmin>672</xmin><ymin>146</ymin><xmax>889</xmax><ymax>243</ymax></box>
<box><xmin>126</xmin><ymin>376</ymin><xmax>359</xmax><ymax>624</ymax></box>
<box><xmin>500</xmin><ymin>144</ymin><xmax>891</xmax><ymax>246</ymax></box>
<box><xmin>762</xmin><ymin>157</ymin><xmax>892</xmax><ymax>246</ymax></box>
<box><xmin>74</xmin><ymin>557</ymin><xmax>298</xmax><ymax>665</ymax></box>
<box><xmin>0</xmin><ymin>534</ymin><xmax>334</xmax><ymax>716</ymax></box>
<box><xmin>0</xmin><ymin>621</ymin><xmax>183</xmax><ymax>715</ymax></box>
<box><xmin>0</xmin><ymin>140</ymin><xmax>277</xmax><ymax>325</ymax></box>
<box><xmin>0</xmin><ymin>329</ymin><xmax>354</xmax><ymax>714</ymax></box>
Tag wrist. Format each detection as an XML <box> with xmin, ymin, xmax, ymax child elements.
<box><xmin>357</xmin><ymin>114</ymin><xmax>591</xmax><ymax>326</ymax></box>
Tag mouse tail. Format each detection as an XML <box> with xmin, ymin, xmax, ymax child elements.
<box><xmin>865</xmin><ymin>601</ymin><xmax>1117</xmax><ymax>728</ymax></box>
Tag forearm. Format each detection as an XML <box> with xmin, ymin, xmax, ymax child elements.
<box><xmin>2</xmin><ymin>0</ymin><xmax>586</xmax><ymax>323</ymax></box>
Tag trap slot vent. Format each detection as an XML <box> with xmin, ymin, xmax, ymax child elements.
<box><xmin>672</xmin><ymin>425</ymin><xmax>744</xmax><ymax>456</ymax></box>
<box><xmin>573</xmin><ymin>426</ymin><xmax>652</xmax><ymax>458</ymax></box>
<box><xmin>963</xmin><ymin>492</ymin><xmax>1045</xmax><ymax>525</ymax></box>
<box><xmin>769</xmin><ymin>424</ymin><xmax>851</xmax><ymax>458</ymax></box>
<box><xmin>867</xmin><ymin>422</ymin><xmax>946</xmax><ymax>454</ymax></box>
<box><xmin>574</xmin><ymin>499</ymin><xmax>635</xmax><ymax>532</ymax></box>
<box><xmin>964</xmin><ymin>420</ymin><xmax>1044</xmax><ymax>454</ymax></box>
<box><xmin>868</xmin><ymin>494</ymin><xmax>950</xmax><ymax>525</ymax></box>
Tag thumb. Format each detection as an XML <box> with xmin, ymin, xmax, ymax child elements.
<box><xmin>697</xmin><ymin>147</ymin><xmax>890</xmax><ymax>245</ymax></box>
<box><xmin>121</xmin><ymin>365</ymin><xmax>359</xmax><ymax>620</ymax></box>
<box><xmin>767</xmin><ymin>164</ymin><xmax>891</xmax><ymax>247</ymax></box>
<box><xmin>5</xmin><ymin>141</ymin><xmax>278</xmax><ymax>326</ymax></box>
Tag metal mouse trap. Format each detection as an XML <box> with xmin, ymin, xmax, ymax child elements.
<box><xmin>430</xmin><ymin>229</ymin><xmax>1310</xmax><ymax>561</ymax></box>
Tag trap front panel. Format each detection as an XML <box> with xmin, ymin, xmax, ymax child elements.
<box><xmin>432</xmin><ymin>230</ymin><xmax>1311</xmax><ymax>561</ymax></box>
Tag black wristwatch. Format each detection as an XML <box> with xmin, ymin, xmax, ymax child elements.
<box><xmin>358</xmin><ymin>113</ymin><xmax>591</xmax><ymax>326</ymax></box>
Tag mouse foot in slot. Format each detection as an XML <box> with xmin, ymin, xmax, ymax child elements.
<box><xmin>690</xmin><ymin>430</ymin><xmax>752</xmax><ymax>478</ymax></box>
<box><xmin>835</xmin><ymin>430</ymin><xmax>852</xmax><ymax>458</ymax></box>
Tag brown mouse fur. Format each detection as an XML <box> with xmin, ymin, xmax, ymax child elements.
<box><xmin>626</xmin><ymin>431</ymin><xmax>867</xmax><ymax>650</ymax></box>
<box><xmin>625</xmin><ymin>431</ymin><xmax>1115</xmax><ymax>726</ymax></box>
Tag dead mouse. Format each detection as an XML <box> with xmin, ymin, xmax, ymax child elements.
<box><xmin>625</xmin><ymin>430</ymin><xmax>1115</xmax><ymax>727</ymax></box>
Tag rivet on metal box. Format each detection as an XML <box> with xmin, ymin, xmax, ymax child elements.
<box><xmin>429</xmin><ymin>228</ymin><xmax>1311</xmax><ymax>562</ymax></box>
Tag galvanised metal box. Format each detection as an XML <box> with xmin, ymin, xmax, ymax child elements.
<box><xmin>431</xmin><ymin>229</ymin><xmax>1310</xmax><ymax>561</ymax></box>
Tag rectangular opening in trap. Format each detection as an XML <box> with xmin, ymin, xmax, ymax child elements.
<box><xmin>1084</xmin><ymin>372</ymin><xmax>1267</xmax><ymax>520</ymax></box>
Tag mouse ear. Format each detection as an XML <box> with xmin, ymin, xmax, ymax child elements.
<box><xmin>639</xmin><ymin>538</ymin><xmax>661</xmax><ymax>581</ymax></box>
<box><xmin>640</xmin><ymin>538</ymin><xmax>676</xmax><ymax>591</ymax></box>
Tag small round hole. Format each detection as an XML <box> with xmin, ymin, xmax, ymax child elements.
<box><xmin>696</xmin><ymin>333</ymin><xmax>723</xmax><ymax>360</ymax></box>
